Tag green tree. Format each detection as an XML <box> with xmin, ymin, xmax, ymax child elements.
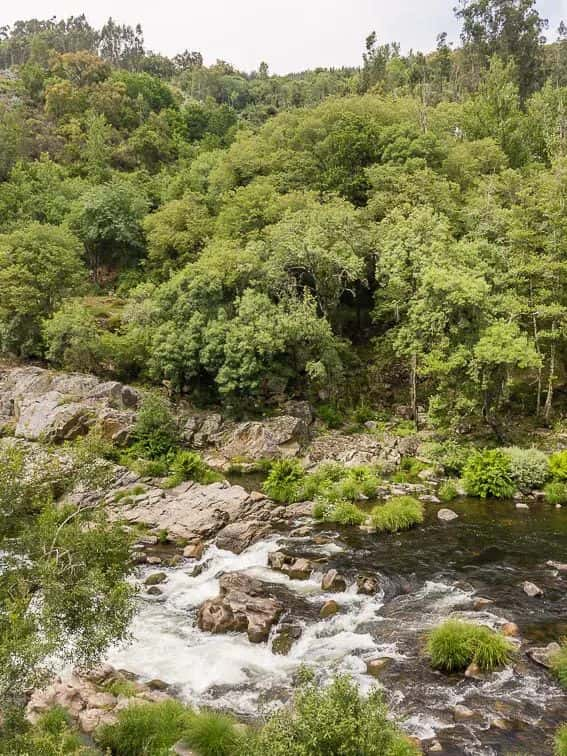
<box><xmin>0</xmin><ymin>223</ymin><xmax>86</xmax><ymax>357</ymax></box>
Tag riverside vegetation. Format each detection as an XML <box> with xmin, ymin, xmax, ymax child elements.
<box><xmin>0</xmin><ymin>0</ymin><xmax>567</xmax><ymax>753</ymax></box>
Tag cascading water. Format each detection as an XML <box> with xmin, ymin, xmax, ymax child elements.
<box><xmin>108</xmin><ymin>498</ymin><xmax>567</xmax><ymax>755</ymax></box>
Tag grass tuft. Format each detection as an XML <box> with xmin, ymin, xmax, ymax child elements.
<box><xmin>370</xmin><ymin>496</ymin><xmax>424</xmax><ymax>533</ymax></box>
<box><xmin>427</xmin><ymin>619</ymin><xmax>515</xmax><ymax>673</ymax></box>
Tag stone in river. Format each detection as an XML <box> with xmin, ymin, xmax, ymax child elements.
<box><xmin>437</xmin><ymin>508</ymin><xmax>458</xmax><ymax>522</ymax></box>
<box><xmin>320</xmin><ymin>600</ymin><xmax>339</xmax><ymax>618</ymax></box>
<box><xmin>321</xmin><ymin>569</ymin><xmax>347</xmax><ymax>592</ymax></box>
<box><xmin>522</xmin><ymin>580</ymin><xmax>543</xmax><ymax>597</ymax></box>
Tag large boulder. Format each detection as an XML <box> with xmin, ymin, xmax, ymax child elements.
<box><xmin>109</xmin><ymin>480</ymin><xmax>271</xmax><ymax>543</ymax></box>
<box><xmin>0</xmin><ymin>367</ymin><xmax>139</xmax><ymax>443</ymax></box>
<box><xmin>198</xmin><ymin>572</ymin><xmax>284</xmax><ymax>643</ymax></box>
<box><xmin>216</xmin><ymin>415</ymin><xmax>310</xmax><ymax>461</ymax></box>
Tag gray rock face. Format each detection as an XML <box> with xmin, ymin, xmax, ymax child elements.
<box><xmin>0</xmin><ymin>366</ymin><xmax>139</xmax><ymax>443</ymax></box>
<box><xmin>304</xmin><ymin>431</ymin><xmax>419</xmax><ymax>471</ymax></box>
<box><xmin>217</xmin><ymin>415</ymin><xmax>310</xmax><ymax>461</ymax></box>
<box><xmin>198</xmin><ymin>572</ymin><xmax>284</xmax><ymax>643</ymax></box>
<box><xmin>215</xmin><ymin>520</ymin><xmax>271</xmax><ymax>554</ymax></box>
<box><xmin>109</xmin><ymin>480</ymin><xmax>271</xmax><ymax>544</ymax></box>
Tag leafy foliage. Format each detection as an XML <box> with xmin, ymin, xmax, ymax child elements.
<box><xmin>549</xmin><ymin>452</ymin><xmax>567</xmax><ymax>482</ymax></box>
<box><xmin>263</xmin><ymin>459</ymin><xmax>306</xmax><ymax>503</ymax></box>
<box><xmin>462</xmin><ymin>450</ymin><xmax>515</xmax><ymax>498</ymax></box>
<box><xmin>544</xmin><ymin>482</ymin><xmax>567</xmax><ymax>506</ymax></box>
<box><xmin>242</xmin><ymin>674</ymin><xmax>418</xmax><ymax>756</ymax></box>
<box><xmin>551</xmin><ymin>641</ymin><xmax>567</xmax><ymax>689</ymax></box>
<box><xmin>556</xmin><ymin>723</ymin><xmax>567</xmax><ymax>756</ymax></box>
<box><xmin>501</xmin><ymin>447</ymin><xmax>550</xmax><ymax>492</ymax></box>
<box><xmin>130</xmin><ymin>393</ymin><xmax>179</xmax><ymax>460</ymax></box>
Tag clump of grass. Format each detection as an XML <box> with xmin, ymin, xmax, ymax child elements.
<box><xmin>544</xmin><ymin>481</ymin><xmax>567</xmax><ymax>505</ymax></box>
<box><xmin>313</xmin><ymin>498</ymin><xmax>366</xmax><ymax>526</ymax></box>
<box><xmin>555</xmin><ymin>723</ymin><xmax>567</xmax><ymax>756</ymax></box>
<box><xmin>550</xmin><ymin>640</ymin><xmax>567</xmax><ymax>689</ymax></box>
<box><xmin>182</xmin><ymin>710</ymin><xmax>241</xmax><ymax>756</ymax></box>
<box><xmin>104</xmin><ymin>678</ymin><xmax>139</xmax><ymax>698</ymax></box>
<box><xmin>438</xmin><ymin>480</ymin><xmax>459</xmax><ymax>502</ymax></box>
<box><xmin>263</xmin><ymin>459</ymin><xmax>306</xmax><ymax>503</ymax></box>
<box><xmin>427</xmin><ymin>619</ymin><xmax>515</xmax><ymax>673</ymax></box>
<box><xmin>370</xmin><ymin>496</ymin><xmax>424</xmax><ymax>533</ymax></box>
<box><xmin>97</xmin><ymin>700</ymin><xmax>194</xmax><ymax>756</ymax></box>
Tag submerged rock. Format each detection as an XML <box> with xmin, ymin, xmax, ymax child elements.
<box><xmin>366</xmin><ymin>658</ymin><xmax>390</xmax><ymax>676</ymax></box>
<box><xmin>356</xmin><ymin>575</ymin><xmax>380</xmax><ymax>595</ymax></box>
<box><xmin>437</xmin><ymin>508</ymin><xmax>458</xmax><ymax>522</ymax></box>
<box><xmin>320</xmin><ymin>600</ymin><xmax>340</xmax><ymax>618</ymax></box>
<box><xmin>144</xmin><ymin>572</ymin><xmax>167</xmax><ymax>586</ymax></box>
<box><xmin>197</xmin><ymin>572</ymin><xmax>284</xmax><ymax>643</ymax></box>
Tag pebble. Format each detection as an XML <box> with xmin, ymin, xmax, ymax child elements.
<box><xmin>437</xmin><ymin>508</ymin><xmax>458</xmax><ymax>522</ymax></box>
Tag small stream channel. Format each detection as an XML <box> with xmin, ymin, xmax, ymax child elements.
<box><xmin>108</xmin><ymin>492</ymin><xmax>567</xmax><ymax>755</ymax></box>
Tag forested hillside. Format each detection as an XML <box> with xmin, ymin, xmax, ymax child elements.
<box><xmin>1</xmin><ymin>1</ymin><xmax>566</xmax><ymax>435</ymax></box>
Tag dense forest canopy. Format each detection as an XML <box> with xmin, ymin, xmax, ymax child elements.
<box><xmin>0</xmin><ymin>0</ymin><xmax>566</xmax><ymax>434</ymax></box>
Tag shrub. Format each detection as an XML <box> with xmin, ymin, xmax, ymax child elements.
<box><xmin>549</xmin><ymin>451</ymin><xmax>567</xmax><ymax>482</ymax></box>
<box><xmin>427</xmin><ymin>620</ymin><xmax>514</xmax><ymax>673</ymax></box>
<box><xmin>544</xmin><ymin>482</ymin><xmax>567</xmax><ymax>505</ymax></box>
<box><xmin>316</xmin><ymin>403</ymin><xmax>343</xmax><ymax>429</ymax></box>
<box><xmin>313</xmin><ymin>498</ymin><xmax>366</xmax><ymax>526</ymax></box>
<box><xmin>0</xmin><ymin>706</ymin><xmax>94</xmax><ymax>755</ymax></box>
<box><xmin>298</xmin><ymin>464</ymin><xmax>380</xmax><ymax>504</ymax></box>
<box><xmin>167</xmin><ymin>450</ymin><xmax>220</xmax><ymax>486</ymax></box>
<box><xmin>183</xmin><ymin>710</ymin><xmax>241</xmax><ymax>756</ymax></box>
<box><xmin>501</xmin><ymin>447</ymin><xmax>550</xmax><ymax>492</ymax></box>
<box><xmin>263</xmin><ymin>459</ymin><xmax>306</xmax><ymax>503</ymax></box>
<box><xmin>370</xmin><ymin>496</ymin><xmax>424</xmax><ymax>533</ymax></box>
<box><xmin>462</xmin><ymin>449</ymin><xmax>515</xmax><ymax>498</ymax></box>
<box><xmin>555</xmin><ymin>724</ymin><xmax>567</xmax><ymax>756</ymax></box>
<box><xmin>242</xmin><ymin>674</ymin><xmax>418</xmax><ymax>756</ymax></box>
<box><xmin>550</xmin><ymin>641</ymin><xmax>567</xmax><ymax>689</ymax></box>
<box><xmin>438</xmin><ymin>480</ymin><xmax>458</xmax><ymax>502</ymax></box>
<box><xmin>420</xmin><ymin>440</ymin><xmax>470</xmax><ymax>475</ymax></box>
<box><xmin>97</xmin><ymin>699</ymin><xmax>194</xmax><ymax>756</ymax></box>
<box><xmin>131</xmin><ymin>393</ymin><xmax>179</xmax><ymax>460</ymax></box>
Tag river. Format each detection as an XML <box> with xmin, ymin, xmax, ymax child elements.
<box><xmin>108</xmin><ymin>496</ymin><xmax>567</xmax><ymax>755</ymax></box>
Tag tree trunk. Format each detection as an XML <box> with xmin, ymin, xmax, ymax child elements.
<box><xmin>544</xmin><ymin>339</ymin><xmax>556</xmax><ymax>423</ymax></box>
<box><xmin>410</xmin><ymin>353</ymin><xmax>419</xmax><ymax>431</ymax></box>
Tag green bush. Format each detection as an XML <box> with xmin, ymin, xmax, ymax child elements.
<box><xmin>0</xmin><ymin>706</ymin><xmax>95</xmax><ymax>755</ymax></box>
<box><xmin>316</xmin><ymin>403</ymin><xmax>344</xmax><ymax>429</ymax></box>
<box><xmin>370</xmin><ymin>496</ymin><xmax>424</xmax><ymax>533</ymax></box>
<box><xmin>555</xmin><ymin>724</ymin><xmax>567</xmax><ymax>756</ymax></box>
<box><xmin>313</xmin><ymin>498</ymin><xmax>366</xmax><ymax>526</ymax></box>
<box><xmin>167</xmin><ymin>450</ymin><xmax>220</xmax><ymax>486</ymax></box>
<box><xmin>97</xmin><ymin>699</ymin><xmax>194</xmax><ymax>756</ymax></box>
<box><xmin>131</xmin><ymin>393</ymin><xmax>179</xmax><ymax>460</ymax></box>
<box><xmin>298</xmin><ymin>464</ymin><xmax>381</xmax><ymax>504</ymax></box>
<box><xmin>427</xmin><ymin>619</ymin><xmax>514</xmax><ymax>673</ymax></box>
<box><xmin>551</xmin><ymin>641</ymin><xmax>567</xmax><ymax>689</ymax></box>
<box><xmin>242</xmin><ymin>674</ymin><xmax>418</xmax><ymax>756</ymax></box>
<box><xmin>420</xmin><ymin>440</ymin><xmax>470</xmax><ymax>475</ymax></box>
<box><xmin>544</xmin><ymin>481</ymin><xmax>567</xmax><ymax>505</ymax></box>
<box><xmin>462</xmin><ymin>449</ymin><xmax>515</xmax><ymax>498</ymax></box>
<box><xmin>183</xmin><ymin>710</ymin><xmax>241</xmax><ymax>756</ymax></box>
<box><xmin>263</xmin><ymin>459</ymin><xmax>306</xmax><ymax>503</ymax></box>
<box><xmin>438</xmin><ymin>480</ymin><xmax>458</xmax><ymax>502</ymax></box>
<box><xmin>501</xmin><ymin>447</ymin><xmax>550</xmax><ymax>492</ymax></box>
<box><xmin>549</xmin><ymin>451</ymin><xmax>567</xmax><ymax>481</ymax></box>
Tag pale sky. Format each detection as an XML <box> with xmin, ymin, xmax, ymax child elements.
<box><xmin>2</xmin><ymin>0</ymin><xmax>566</xmax><ymax>74</ymax></box>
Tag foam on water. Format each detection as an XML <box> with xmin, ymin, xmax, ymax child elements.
<box><xmin>108</xmin><ymin>536</ymin><xmax>388</xmax><ymax>712</ymax></box>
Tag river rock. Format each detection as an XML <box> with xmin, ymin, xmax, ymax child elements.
<box><xmin>321</xmin><ymin>569</ymin><xmax>347</xmax><ymax>592</ymax></box>
<box><xmin>464</xmin><ymin>662</ymin><xmax>483</xmax><ymax>679</ymax></box>
<box><xmin>173</xmin><ymin>742</ymin><xmax>198</xmax><ymax>756</ymax></box>
<box><xmin>437</xmin><ymin>508</ymin><xmax>458</xmax><ymax>522</ymax></box>
<box><xmin>501</xmin><ymin>622</ymin><xmax>520</xmax><ymax>637</ymax></box>
<box><xmin>144</xmin><ymin>572</ymin><xmax>167</xmax><ymax>586</ymax></box>
<box><xmin>366</xmin><ymin>658</ymin><xmax>390</xmax><ymax>676</ymax></box>
<box><xmin>268</xmin><ymin>551</ymin><xmax>313</xmax><ymax>579</ymax></box>
<box><xmin>183</xmin><ymin>542</ymin><xmax>205</xmax><ymax>559</ymax></box>
<box><xmin>473</xmin><ymin>597</ymin><xmax>494</xmax><ymax>610</ymax></box>
<box><xmin>215</xmin><ymin>520</ymin><xmax>271</xmax><ymax>554</ymax></box>
<box><xmin>78</xmin><ymin>707</ymin><xmax>117</xmax><ymax>734</ymax></box>
<box><xmin>197</xmin><ymin>572</ymin><xmax>284</xmax><ymax>643</ymax></box>
<box><xmin>356</xmin><ymin>575</ymin><xmax>380</xmax><ymax>595</ymax></box>
<box><xmin>320</xmin><ymin>600</ymin><xmax>340</xmax><ymax>618</ymax></box>
<box><xmin>522</xmin><ymin>580</ymin><xmax>543</xmax><ymax>597</ymax></box>
<box><xmin>526</xmin><ymin>642</ymin><xmax>561</xmax><ymax>668</ymax></box>
<box><xmin>453</xmin><ymin>704</ymin><xmax>475</xmax><ymax>720</ymax></box>
<box><xmin>547</xmin><ymin>560</ymin><xmax>567</xmax><ymax>572</ymax></box>
<box><xmin>146</xmin><ymin>586</ymin><xmax>163</xmax><ymax>596</ymax></box>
